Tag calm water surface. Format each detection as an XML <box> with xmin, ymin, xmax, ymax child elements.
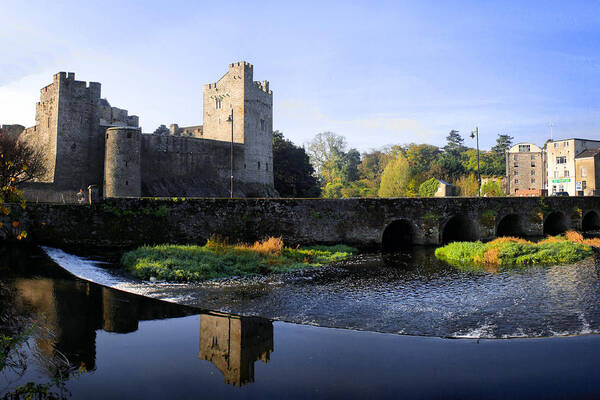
<box><xmin>2</xmin><ymin>245</ymin><xmax>600</xmax><ymax>399</ymax></box>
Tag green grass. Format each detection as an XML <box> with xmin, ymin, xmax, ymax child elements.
<box><xmin>435</xmin><ymin>234</ymin><xmax>595</xmax><ymax>272</ymax></box>
<box><xmin>121</xmin><ymin>239</ymin><xmax>358</xmax><ymax>282</ymax></box>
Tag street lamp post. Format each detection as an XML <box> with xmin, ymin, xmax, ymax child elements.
<box><xmin>226</xmin><ymin>110</ymin><xmax>234</xmax><ymax>198</ymax></box>
<box><xmin>470</xmin><ymin>126</ymin><xmax>481</xmax><ymax>197</ymax></box>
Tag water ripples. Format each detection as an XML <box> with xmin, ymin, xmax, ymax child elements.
<box><xmin>43</xmin><ymin>246</ymin><xmax>600</xmax><ymax>339</ymax></box>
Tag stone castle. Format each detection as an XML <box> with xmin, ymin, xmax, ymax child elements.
<box><xmin>15</xmin><ymin>61</ymin><xmax>275</xmax><ymax>202</ymax></box>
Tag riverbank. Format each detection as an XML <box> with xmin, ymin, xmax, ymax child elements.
<box><xmin>435</xmin><ymin>231</ymin><xmax>600</xmax><ymax>271</ymax></box>
<box><xmin>121</xmin><ymin>237</ymin><xmax>358</xmax><ymax>282</ymax></box>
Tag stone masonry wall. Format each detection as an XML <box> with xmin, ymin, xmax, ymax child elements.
<box><xmin>14</xmin><ymin>197</ymin><xmax>600</xmax><ymax>251</ymax></box>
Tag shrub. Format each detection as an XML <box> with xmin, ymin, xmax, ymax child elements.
<box><xmin>418</xmin><ymin>178</ymin><xmax>440</xmax><ymax>197</ymax></box>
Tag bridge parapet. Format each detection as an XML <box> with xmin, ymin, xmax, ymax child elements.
<box><xmin>14</xmin><ymin>197</ymin><xmax>600</xmax><ymax>251</ymax></box>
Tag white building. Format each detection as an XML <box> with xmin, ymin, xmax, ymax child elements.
<box><xmin>546</xmin><ymin>138</ymin><xmax>600</xmax><ymax>195</ymax></box>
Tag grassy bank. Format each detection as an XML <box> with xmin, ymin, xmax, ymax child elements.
<box><xmin>435</xmin><ymin>231</ymin><xmax>600</xmax><ymax>271</ymax></box>
<box><xmin>121</xmin><ymin>236</ymin><xmax>358</xmax><ymax>282</ymax></box>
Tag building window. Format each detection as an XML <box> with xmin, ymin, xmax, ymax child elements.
<box><xmin>552</xmin><ymin>185</ymin><xmax>557</xmax><ymax>193</ymax></box>
<box><xmin>564</xmin><ymin>142</ymin><xmax>568</xmax><ymax>146</ymax></box>
<box><xmin>554</xmin><ymin>171</ymin><xmax>559</xmax><ymax>178</ymax></box>
<box><xmin>582</xmin><ymin>167</ymin><xmax>587</xmax><ymax>177</ymax></box>
<box><xmin>513</xmin><ymin>170</ymin><xmax>518</xmax><ymax>176</ymax></box>
<box><xmin>519</xmin><ymin>145</ymin><xmax>530</xmax><ymax>152</ymax></box>
<box><xmin>125</xmin><ymin>180</ymin><xmax>128</xmax><ymax>186</ymax></box>
<box><xmin>559</xmin><ymin>185</ymin><xmax>564</xmax><ymax>192</ymax></box>
<box><xmin>564</xmin><ymin>170</ymin><xmax>569</xmax><ymax>177</ymax></box>
<box><xmin>266</xmin><ymin>163</ymin><xmax>268</xmax><ymax>171</ymax></box>
<box><xmin>215</xmin><ymin>99</ymin><xmax>222</xmax><ymax>109</ymax></box>
<box><xmin>531</xmin><ymin>178</ymin><xmax>536</xmax><ymax>184</ymax></box>
<box><xmin>556</xmin><ymin>156</ymin><xmax>566</xmax><ymax>164</ymax></box>
<box><xmin>531</xmin><ymin>155</ymin><xmax>535</xmax><ymax>160</ymax></box>
<box><xmin>125</xmin><ymin>161</ymin><xmax>128</xmax><ymax>167</ymax></box>
<box><xmin>127</xmin><ymin>132</ymin><xmax>132</xmax><ymax>139</ymax></box>
<box><xmin>514</xmin><ymin>155</ymin><xmax>519</xmax><ymax>161</ymax></box>
<box><xmin>258</xmin><ymin>161</ymin><xmax>261</xmax><ymax>169</ymax></box>
<box><xmin>531</xmin><ymin>170</ymin><xmax>535</xmax><ymax>176</ymax></box>
<box><xmin>244</xmin><ymin>164</ymin><xmax>246</xmax><ymax>169</ymax></box>
<box><xmin>531</xmin><ymin>162</ymin><xmax>536</xmax><ymax>167</ymax></box>
<box><xmin>583</xmin><ymin>181</ymin><xmax>587</xmax><ymax>190</ymax></box>
<box><xmin>514</xmin><ymin>179</ymin><xmax>519</xmax><ymax>184</ymax></box>
<box><xmin>260</xmin><ymin>119</ymin><xmax>265</xmax><ymax>131</ymax></box>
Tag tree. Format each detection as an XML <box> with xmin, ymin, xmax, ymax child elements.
<box><xmin>153</xmin><ymin>124</ymin><xmax>170</xmax><ymax>135</ymax></box>
<box><xmin>378</xmin><ymin>154</ymin><xmax>411</xmax><ymax>198</ymax></box>
<box><xmin>272</xmin><ymin>131</ymin><xmax>320</xmax><ymax>197</ymax></box>
<box><xmin>455</xmin><ymin>173</ymin><xmax>479</xmax><ymax>197</ymax></box>
<box><xmin>491</xmin><ymin>134</ymin><xmax>514</xmax><ymax>156</ymax></box>
<box><xmin>0</xmin><ymin>134</ymin><xmax>46</xmax><ymax>191</ymax></box>
<box><xmin>488</xmin><ymin>134</ymin><xmax>514</xmax><ymax>176</ymax></box>
<box><xmin>481</xmin><ymin>180</ymin><xmax>504</xmax><ymax>197</ymax></box>
<box><xmin>443</xmin><ymin>130</ymin><xmax>465</xmax><ymax>156</ymax></box>
<box><xmin>419</xmin><ymin>178</ymin><xmax>440</xmax><ymax>197</ymax></box>
<box><xmin>305</xmin><ymin>132</ymin><xmax>347</xmax><ymax>177</ymax></box>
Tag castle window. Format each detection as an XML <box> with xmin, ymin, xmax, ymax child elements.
<box><xmin>127</xmin><ymin>132</ymin><xmax>132</xmax><ymax>139</ymax></box>
<box><xmin>244</xmin><ymin>164</ymin><xmax>246</xmax><ymax>169</ymax></box>
<box><xmin>126</xmin><ymin>180</ymin><xmax>128</xmax><ymax>186</ymax></box>
<box><xmin>260</xmin><ymin>119</ymin><xmax>265</xmax><ymax>131</ymax></box>
<box><xmin>266</xmin><ymin>163</ymin><xmax>268</xmax><ymax>171</ymax></box>
<box><xmin>125</xmin><ymin>161</ymin><xmax>128</xmax><ymax>167</ymax></box>
<box><xmin>258</xmin><ymin>161</ymin><xmax>261</xmax><ymax>169</ymax></box>
<box><xmin>47</xmin><ymin>117</ymin><xmax>50</xmax><ymax>128</ymax></box>
<box><xmin>216</xmin><ymin>98</ymin><xmax>222</xmax><ymax>109</ymax></box>
<box><xmin>106</xmin><ymin>133</ymin><xmax>109</xmax><ymax>139</ymax></box>
<box><xmin>71</xmin><ymin>143</ymin><xmax>76</xmax><ymax>151</ymax></box>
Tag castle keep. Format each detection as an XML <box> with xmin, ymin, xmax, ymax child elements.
<box><xmin>18</xmin><ymin>62</ymin><xmax>275</xmax><ymax>201</ymax></box>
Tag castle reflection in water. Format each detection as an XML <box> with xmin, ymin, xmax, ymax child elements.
<box><xmin>200</xmin><ymin>312</ymin><xmax>273</xmax><ymax>387</ymax></box>
<box><xmin>8</xmin><ymin>274</ymin><xmax>274</xmax><ymax>386</ymax></box>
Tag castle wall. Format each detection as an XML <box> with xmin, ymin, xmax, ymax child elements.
<box><xmin>19</xmin><ymin>75</ymin><xmax>61</xmax><ymax>182</ymax></box>
<box><xmin>242</xmin><ymin>78</ymin><xmax>273</xmax><ymax>186</ymax></box>
<box><xmin>140</xmin><ymin>134</ymin><xmax>246</xmax><ymax>197</ymax></box>
<box><xmin>202</xmin><ymin>62</ymin><xmax>248</xmax><ymax>144</ymax></box>
<box><xmin>52</xmin><ymin>73</ymin><xmax>103</xmax><ymax>190</ymax></box>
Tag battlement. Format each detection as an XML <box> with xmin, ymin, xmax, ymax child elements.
<box><xmin>254</xmin><ymin>80</ymin><xmax>271</xmax><ymax>94</ymax></box>
<box><xmin>229</xmin><ymin>61</ymin><xmax>253</xmax><ymax>69</ymax></box>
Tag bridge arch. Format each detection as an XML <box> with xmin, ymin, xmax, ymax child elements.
<box><xmin>382</xmin><ymin>219</ymin><xmax>414</xmax><ymax>251</ymax></box>
<box><xmin>496</xmin><ymin>214</ymin><xmax>527</xmax><ymax>238</ymax></box>
<box><xmin>543</xmin><ymin>211</ymin><xmax>568</xmax><ymax>236</ymax></box>
<box><xmin>441</xmin><ymin>215</ymin><xmax>478</xmax><ymax>244</ymax></box>
<box><xmin>582</xmin><ymin>210</ymin><xmax>600</xmax><ymax>232</ymax></box>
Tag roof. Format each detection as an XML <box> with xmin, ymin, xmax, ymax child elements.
<box><xmin>436</xmin><ymin>179</ymin><xmax>453</xmax><ymax>186</ymax></box>
<box><xmin>575</xmin><ymin>148</ymin><xmax>600</xmax><ymax>159</ymax></box>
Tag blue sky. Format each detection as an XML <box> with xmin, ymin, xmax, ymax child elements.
<box><xmin>1</xmin><ymin>0</ymin><xmax>599</xmax><ymax>151</ymax></box>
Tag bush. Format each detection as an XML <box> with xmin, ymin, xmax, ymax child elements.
<box><xmin>418</xmin><ymin>178</ymin><xmax>440</xmax><ymax>197</ymax></box>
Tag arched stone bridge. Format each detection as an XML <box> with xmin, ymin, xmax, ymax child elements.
<box><xmin>21</xmin><ymin>197</ymin><xmax>600</xmax><ymax>250</ymax></box>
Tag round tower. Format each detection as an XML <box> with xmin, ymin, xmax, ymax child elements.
<box><xmin>104</xmin><ymin>126</ymin><xmax>141</xmax><ymax>198</ymax></box>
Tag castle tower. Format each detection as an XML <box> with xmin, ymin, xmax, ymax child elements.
<box><xmin>104</xmin><ymin>127</ymin><xmax>141</xmax><ymax>198</ymax></box>
<box><xmin>202</xmin><ymin>62</ymin><xmax>274</xmax><ymax>187</ymax></box>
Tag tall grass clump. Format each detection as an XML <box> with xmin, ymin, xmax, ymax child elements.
<box><xmin>121</xmin><ymin>236</ymin><xmax>358</xmax><ymax>282</ymax></box>
<box><xmin>435</xmin><ymin>231</ymin><xmax>597</xmax><ymax>271</ymax></box>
